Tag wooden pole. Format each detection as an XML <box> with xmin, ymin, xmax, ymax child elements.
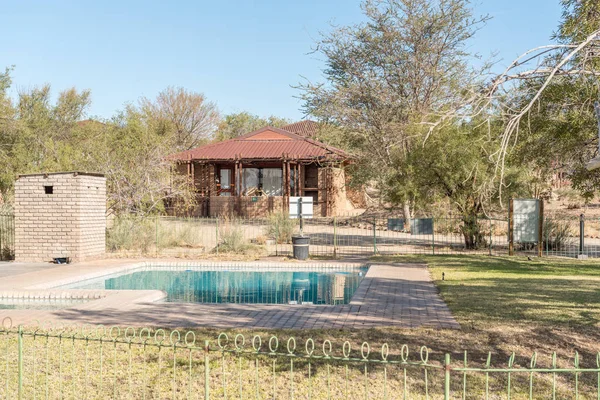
<box><xmin>233</xmin><ymin>159</ymin><xmax>238</xmax><ymax>197</ymax></box>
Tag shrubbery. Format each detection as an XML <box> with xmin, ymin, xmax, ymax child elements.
<box><xmin>265</xmin><ymin>212</ymin><xmax>297</xmax><ymax>244</ymax></box>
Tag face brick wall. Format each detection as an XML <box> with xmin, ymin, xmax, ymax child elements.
<box><xmin>14</xmin><ymin>172</ymin><xmax>106</xmax><ymax>262</ymax></box>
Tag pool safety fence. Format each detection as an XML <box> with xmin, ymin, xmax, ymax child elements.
<box><xmin>106</xmin><ymin>213</ymin><xmax>600</xmax><ymax>259</ymax></box>
<box><xmin>3</xmin><ymin>208</ymin><xmax>599</xmax><ymax>260</ymax></box>
<box><xmin>0</xmin><ymin>213</ymin><xmax>14</xmax><ymax>261</ymax></box>
<box><xmin>1</xmin><ymin>318</ymin><xmax>599</xmax><ymax>399</ymax></box>
<box><xmin>107</xmin><ymin>214</ymin><xmax>512</xmax><ymax>259</ymax></box>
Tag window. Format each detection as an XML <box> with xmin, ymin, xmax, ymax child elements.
<box><xmin>218</xmin><ymin>168</ymin><xmax>233</xmax><ymax>196</ymax></box>
<box><xmin>44</xmin><ymin>186</ymin><xmax>53</xmax><ymax>194</ymax></box>
<box><xmin>242</xmin><ymin>168</ymin><xmax>283</xmax><ymax>196</ymax></box>
<box><xmin>220</xmin><ymin>169</ymin><xmax>231</xmax><ymax>189</ymax></box>
<box><xmin>262</xmin><ymin>168</ymin><xmax>283</xmax><ymax>196</ymax></box>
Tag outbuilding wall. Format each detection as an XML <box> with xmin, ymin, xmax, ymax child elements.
<box><xmin>14</xmin><ymin>172</ymin><xmax>106</xmax><ymax>262</ymax></box>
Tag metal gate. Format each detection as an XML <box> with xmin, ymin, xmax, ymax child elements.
<box><xmin>0</xmin><ymin>212</ymin><xmax>14</xmax><ymax>260</ymax></box>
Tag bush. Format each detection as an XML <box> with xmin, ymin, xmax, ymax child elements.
<box><xmin>157</xmin><ymin>219</ymin><xmax>202</xmax><ymax>249</ymax></box>
<box><xmin>217</xmin><ymin>218</ymin><xmax>259</xmax><ymax>254</ymax></box>
<box><xmin>543</xmin><ymin>218</ymin><xmax>576</xmax><ymax>251</ymax></box>
<box><xmin>265</xmin><ymin>212</ymin><xmax>297</xmax><ymax>244</ymax></box>
<box><xmin>106</xmin><ymin>216</ymin><xmax>155</xmax><ymax>253</ymax></box>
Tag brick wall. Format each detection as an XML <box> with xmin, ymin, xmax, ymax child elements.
<box><xmin>208</xmin><ymin>196</ymin><xmax>284</xmax><ymax>218</ymax></box>
<box><xmin>14</xmin><ymin>172</ymin><xmax>106</xmax><ymax>262</ymax></box>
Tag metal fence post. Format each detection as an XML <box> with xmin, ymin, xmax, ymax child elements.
<box><xmin>373</xmin><ymin>217</ymin><xmax>377</xmax><ymax>255</ymax></box>
<box><xmin>432</xmin><ymin>217</ymin><xmax>435</xmax><ymax>255</ymax></box>
<box><xmin>18</xmin><ymin>324</ymin><xmax>23</xmax><ymax>400</ymax></box>
<box><xmin>488</xmin><ymin>218</ymin><xmax>492</xmax><ymax>256</ymax></box>
<box><xmin>579</xmin><ymin>214</ymin><xmax>585</xmax><ymax>255</ymax></box>
<box><xmin>215</xmin><ymin>218</ymin><xmax>219</xmax><ymax>256</ymax></box>
<box><xmin>155</xmin><ymin>216</ymin><xmax>159</xmax><ymax>257</ymax></box>
<box><xmin>204</xmin><ymin>340</ymin><xmax>210</xmax><ymax>400</ymax></box>
<box><xmin>444</xmin><ymin>353</ymin><xmax>451</xmax><ymax>400</ymax></box>
<box><xmin>508</xmin><ymin>199</ymin><xmax>514</xmax><ymax>256</ymax></box>
<box><xmin>333</xmin><ymin>216</ymin><xmax>337</xmax><ymax>258</ymax></box>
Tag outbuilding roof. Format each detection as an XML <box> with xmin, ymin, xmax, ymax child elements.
<box><xmin>169</xmin><ymin>126</ymin><xmax>348</xmax><ymax>162</ymax></box>
<box><xmin>280</xmin><ymin>120</ymin><xmax>320</xmax><ymax>138</ymax></box>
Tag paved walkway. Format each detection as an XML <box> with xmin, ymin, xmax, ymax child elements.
<box><xmin>0</xmin><ymin>259</ymin><xmax>459</xmax><ymax>330</ymax></box>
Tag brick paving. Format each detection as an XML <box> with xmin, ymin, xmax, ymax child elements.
<box><xmin>0</xmin><ymin>259</ymin><xmax>459</xmax><ymax>330</ymax></box>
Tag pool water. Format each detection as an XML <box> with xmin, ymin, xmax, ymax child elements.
<box><xmin>68</xmin><ymin>267</ymin><xmax>368</xmax><ymax>305</ymax></box>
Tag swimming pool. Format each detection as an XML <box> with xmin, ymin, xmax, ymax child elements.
<box><xmin>61</xmin><ymin>265</ymin><xmax>368</xmax><ymax>305</ymax></box>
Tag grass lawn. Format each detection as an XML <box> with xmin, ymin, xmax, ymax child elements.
<box><xmin>5</xmin><ymin>254</ymin><xmax>600</xmax><ymax>399</ymax></box>
<box><xmin>368</xmin><ymin>254</ymin><xmax>600</xmax><ymax>357</ymax></box>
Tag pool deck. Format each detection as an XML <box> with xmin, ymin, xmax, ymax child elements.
<box><xmin>0</xmin><ymin>259</ymin><xmax>459</xmax><ymax>330</ymax></box>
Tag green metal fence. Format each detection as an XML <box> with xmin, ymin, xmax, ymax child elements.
<box><xmin>106</xmin><ymin>215</ymin><xmax>510</xmax><ymax>259</ymax></box>
<box><xmin>2</xmin><ymin>318</ymin><xmax>600</xmax><ymax>399</ymax></box>
<box><xmin>0</xmin><ymin>213</ymin><xmax>14</xmax><ymax>261</ymax></box>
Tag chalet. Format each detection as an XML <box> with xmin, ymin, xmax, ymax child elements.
<box><xmin>169</xmin><ymin>121</ymin><xmax>352</xmax><ymax>218</ymax></box>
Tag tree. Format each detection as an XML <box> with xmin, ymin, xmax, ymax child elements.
<box><xmin>140</xmin><ymin>86</ymin><xmax>220</xmax><ymax>151</ymax></box>
<box><xmin>89</xmin><ymin>108</ymin><xmax>194</xmax><ymax>215</ymax></box>
<box><xmin>215</xmin><ymin>112</ymin><xmax>290</xmax><ymax>142</ymax></box>
<box><xmin>492</xmin><ymin>0</ymin><xmax>600</xmax><ymax>200</ymax></box>
<box><xmin>392</xmin><ymin>120</ymin><xmax>528</xmax><ymax>248</ymax></box>
<box><xmin>445</xmin><ymin>1</ymin><xmax>600</xmax><ymax>196</ymax></box>
<box><xmin>0</xmin><ymin>71</ymin><xmax>199</xmax><ymax>215</ymax></box>
<box><xmin>300</xmin><ymin>0</ymin><xmax>490</xmax><ymax>219</ymax></box>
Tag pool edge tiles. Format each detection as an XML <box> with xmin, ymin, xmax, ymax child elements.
<box><xmin>52</xmin><ymin>262</ymin><xmax>370</xmax><ymax>306</ymax></box>
<box><xmin>40</xmin><ymin>261</ymin><xmax>368</xmax><ymax>290</ymax></box>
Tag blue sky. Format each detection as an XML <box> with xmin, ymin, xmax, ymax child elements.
<box><xmin>1</xmin><ymin>0</ymin><xmax>563</xmax><ymax>121</ymax></box>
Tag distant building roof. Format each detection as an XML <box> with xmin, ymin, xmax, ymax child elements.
<box><xmin>169</xmin><ymin>126</ymin><xmax>348</xmax><ymax>162</ymax></box>
<box><xmin>280</xmin><ymin>120</ymin><xmax>320</xmax><ymax>138</ymax></box>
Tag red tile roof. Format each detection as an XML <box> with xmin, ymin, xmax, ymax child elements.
<box><xmin>280</xmin><ymin>120</ymin><xmax>319</xmax><ymax>138</ymax></box>
<box><xmin>170</xmin><ymin>126</ymin><xmax>348</xmax><ymax>162</ymax></box>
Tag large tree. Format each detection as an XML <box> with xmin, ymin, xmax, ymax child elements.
<box><xmin>215</xmin><ymin>112</ymin><xmax>290</xmax><ymax>142</ymax></box>
<box><xmin>140</xmin><ymin>86</ymin><xmax>220</xmax><ymax>151</ymax></box>
<box><xmin>300</xmin><ymin>0</ymin><xmax>490</xmax><ymax>219</ymax></box>
<box><xmin>393</xmin><ymin>119</ymin><xmax>527</xmax><ymax>248</ymax></box>
<box><xmin>0</xmin><ymin>72</ymin><xmax>198</xmax><ymax>214</ymax></box>
<box><xmin>504</xmin><ymin>0</ymin><xmax>600</xmax><ymax>201</ymax></box>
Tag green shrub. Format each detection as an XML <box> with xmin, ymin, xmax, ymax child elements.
<box><xmin>157</xmin><ymin>219</ymin><xmax>202</xmax><ymax>249</ymax></box>
<box><xmin>106</xmin><ymin>216</ymin><xmax>155</xmax><ymax>253</ymax></box>
<box><xmin>265</xmin><ymin>212</ymin><xmax>297</xmax><ymax>244</ymax></box>
<box><xmin>543</xmin><ymin>218</ymin><xmax>576</xmax><ymax>250</ymax></box>
<box><xmin>219</xmin><ymin>226</ymin><xmax>247</xmax><ymax>253</ymax></box>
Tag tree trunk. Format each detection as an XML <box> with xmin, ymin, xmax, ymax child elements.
<box><xmin>403</xmin><ymin>201</ymin><xmax>411</xmax><ymax>232</ymax></box>
<box><xmin>461</xmin><ymin>214</ymin><xmax>484</xmax><ymax>250</ymax></box>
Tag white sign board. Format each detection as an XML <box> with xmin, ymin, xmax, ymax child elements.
<box><xmin>289</xmin><ymin>197</ymin><xmax>313</xmax><ymax>219</ymax></box>
<box><xmin>513</xmin><ymin>199</ymin><xmax>540</xmax><ymax>243</ymax></box>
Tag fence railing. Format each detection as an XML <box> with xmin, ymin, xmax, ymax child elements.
<box><xmin>107</xmin><ymin>212</ymin><xmax>600</xmax><ymax>259</ymax></box>
<box><xmin>107</xmin><ymin>215</ymin><xmax>512</xmax><ymax>259</ymax></box>
<box><xmin>1</xmin><ymin>318</ymin><xmax>599</xmax><ymax>399</ymax></box>
<box><xmin>0</xmin><ymin>212</ymin><xmax>14</xmax><ymax>261</ymax></box>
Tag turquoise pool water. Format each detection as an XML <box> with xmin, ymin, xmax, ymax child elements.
<box><xmin>67</xmin><ymin>267</ymin><xmax>368</xmax><ymax>305</ymax></box>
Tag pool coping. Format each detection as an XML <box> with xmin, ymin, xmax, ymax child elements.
<box><xmin>0</xmin><ymin>260</ymin><xmax>368</xmax><ymax>314</ymax></box>
<box><xmin>0</xmin><ymin>259</ymin><xmax>460</xmax><ymax>330</ymax></box>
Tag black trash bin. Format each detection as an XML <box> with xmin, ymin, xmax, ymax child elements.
<box><xmin>291</xmin><ymin>235</ymin><xmax>310</xmax><ymax>260</ymax></box>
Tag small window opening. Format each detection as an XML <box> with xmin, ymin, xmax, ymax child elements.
<box><xmin>44</xmin><ymin>186</ymin><xmax>53</xmax><ymax>194</ymax></box>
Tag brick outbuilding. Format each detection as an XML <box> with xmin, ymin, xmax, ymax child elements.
<box><xmin>14</xmin><ymin>172</ymin><xmax>106</xmax><ymax>262</ymax></box>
